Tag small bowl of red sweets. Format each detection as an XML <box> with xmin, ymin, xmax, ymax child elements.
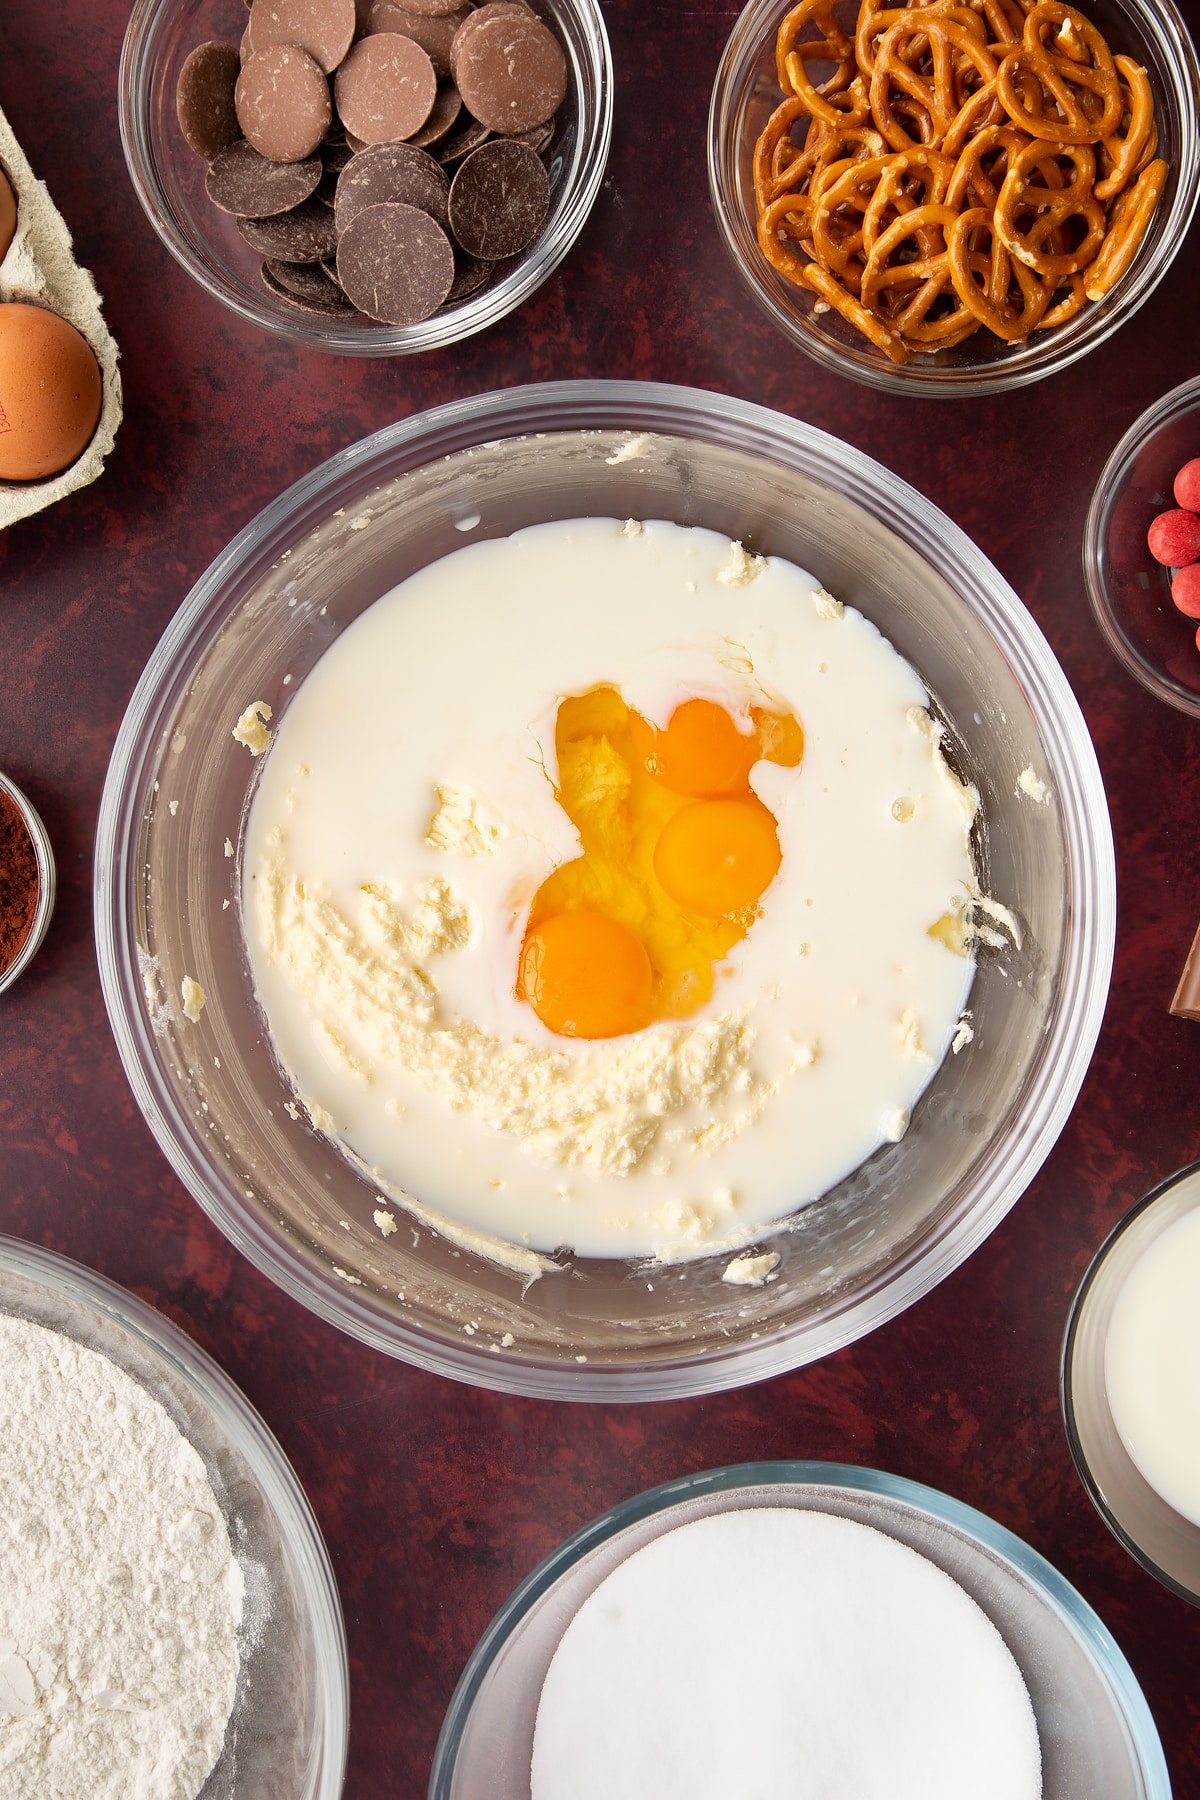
<box><xmin>1085</xmin><ymin>375</ymin><xmax>1200</xmax><ymax>718</ymax></box>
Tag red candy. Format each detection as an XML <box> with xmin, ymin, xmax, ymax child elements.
<box><xmin>1173</xmin><ymin>457</ymin><xmax>1200</xmax><ymax>513</ymax></box>
<box><xmin>1171</xmin><ymin>562</ymin><xmax>1200</xmax><ymax>619</ymax></box>
<box><xmin>1147</xmin><ymin>508</ymin><xmax>1200</xmax><ymax>568</ymax></box>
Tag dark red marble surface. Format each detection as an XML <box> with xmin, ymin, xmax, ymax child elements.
<box><xmin>3</xmin><ymin>2</ymin><xmax>1200</xmax><ymax>1794</ymax></box>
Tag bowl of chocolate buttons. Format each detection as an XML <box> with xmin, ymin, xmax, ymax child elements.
<box><xmin>119</xmin><ymin>0</ymin><xmax>612</xmax><ymax>354</ymax></box>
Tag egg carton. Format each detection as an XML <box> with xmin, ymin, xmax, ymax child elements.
<box><xmin>0</xmin><ymin>102</ymin><xmax>122</xmax><ymax>530</ymax></box>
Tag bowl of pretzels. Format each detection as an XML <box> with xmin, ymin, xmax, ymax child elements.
<box><xmin>708</xmin><ymin>0</ymin><xmax>1200</xmax><ymax>394</ymax></box>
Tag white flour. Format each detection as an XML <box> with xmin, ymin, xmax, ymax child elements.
<box><xmin>0</xmin><ymin>1315</ymin><xmax>243</xmax><ymax>1799</ymax></box>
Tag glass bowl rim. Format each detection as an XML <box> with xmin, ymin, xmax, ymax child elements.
<box><xmin>1060</xmin><ymin>1151</ymin><xmax>1200</xmax><ymax>1609</ymax></box>
<box><xmin>94</xmin><ymin>377</ymin><xmax>1116</xmax><ymax>1402</ymax></box>
<box><xmin>1082</xmin><ymin>374</ymin><xmax>1200</xmax><ymax>720</ymax></box>
<box><xmin>0</xmin><ymin>1231</ymin><xmax>350</xmax><ymax>1795</ymax></box>
<box><xmin>0</xmin><ymin>769</ymin><xmax>57</xmax><ymax>997</ymax></box>
<box><xmin>429</xmin><ymin>1458</ymin><xmax>1170</xmax><ymax>1799</ymax></box>
<box><xmin>117</xmin><ymin>0</ymin><xmax>614</xmax><ymax>358</ymax></box>
<box><xmin>705</xmin><ymin>0</ymin><xmax>1200</xmax><ymax>398</ymax></box>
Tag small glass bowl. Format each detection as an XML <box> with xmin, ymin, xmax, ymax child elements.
<box><xmin>1083</xmin><ymin>376</ymin><xmax>1200</xmax><ymax>718</ymax></box>
<box><xmin>118</xmin><ymin>0</ymin><xmax>612</xmax><ymax>356</ymax></box>
<box><xmin>707</xmin><ymin>0</ymin><xmax>1200</xmax><ymax>397</ymax></box>
<box><xmin>430</xmin><ymin>1461</ymin><xmax>1169</xmax><ymax>1799</ymax></box>
<box><xmin>0</xmin><ymin>1235</ymin><xmax>349</xmax><ymax>1797</ymax></box>
<box><xmin>1062</xmin><ymin>1158</ymin><xmax>1200</xmax><ymax>1608</ymax></box>
<box><xmin>0</xmin><ymin>770</ymin><xmax>56</xmax><ymax>997</ymax></box>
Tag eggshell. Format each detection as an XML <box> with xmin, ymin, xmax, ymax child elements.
<box><xmin>0</xmin><ymin>167</ymin><xmax>15</xmax><ymax>260</ymax></box>
<box><xmin>0</xmin><ymin>301</ymin><xmax>103</xmax><ymax>481</ymax></box>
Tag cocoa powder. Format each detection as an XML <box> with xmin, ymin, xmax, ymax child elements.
<box><xmin>0</xmin><ymin>784</ymin><xmax>39</xmax><ymax>975</ymax></box>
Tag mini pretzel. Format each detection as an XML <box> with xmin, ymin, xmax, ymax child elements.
<box><xmin>995</xmin><ymin>2</ymin><xmax>1123</xmax><ymax>143</ymax></box>
<box><xmin>751</xmin><ymin>0</ymin><xmax>1165</xmax><ymax>363</ymax></box>
<box><xmin>994</xmin><ymin>138</ymin><xmax>1107</xmax><ymax>276</ymax></box>
<box><xmin>1084</xmin><ymin>157</ymin><xmax>1167</xmax><ymax>300</ymax></box>
<box><xmin>1095</xmin><ymin>55</ymin><xmax>1156</xmax><ymax>202</ymax></box>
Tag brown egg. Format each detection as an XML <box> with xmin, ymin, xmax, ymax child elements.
<box><xmin>0</xmin><ymin>302</ymin><xmax>103</xmax><ymax>482</ymax></box>
<box><xmin>0</xmin><ymin>166</ymin><xmax>15</xmax><ymax>261</ymax></box>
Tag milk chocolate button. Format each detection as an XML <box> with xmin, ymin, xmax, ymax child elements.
<box><xmin>334</xmin><ymin>34</ymin><xmax>437</xmax><ymax>145</ymax></box>
<box><xmin>236</xmin><ymin>46</ymin><xmax>332</xmax><ymax>162</ymax></box>
<box><xmin>385</xmin><ymin>0</ymin><xmax>465</xmax><ymax>15</ymax></box>
<box><xmin>246</xmin><ymin>0</ymin><xmax>356</xmax><ymax>73</ymax></box>
<box><xmin>336</xmin><ymin>200</ymin><xmax>455</xmax><ymax>321</ymax></box>
<box><xmin>238</xmin><ymin>195</ymin><xmax>340</xmax><ymax>260</ymax></box>
<box><xmin>408</xmin><ymin>83</ymin><xmax>463</xmax><ymax>148</ymax></box>
<box><xmin>177</xmin><ymin>43</ymin><xmax>242</xmax><ymax>160</ymax></box>
<box><xmin>448</xmin><ymin>3</ymin><xmax>534</xmax><ymax>86</ymax></box>
<box><xmin>453</xmin><ymin>13</ymin><xmax>566</xmax><ymax>133</ymax></box>
<box><xmin>206</xmin><ymin>140</ymin><xmax>324</xmax><ymax>215</ymax></box>
<box><xmin>334</xmin><ymin>140</ymin><xmax>451</xmax><ymax>232</ymax></box>
<box><xmin>433</xmin><ymin>115</ymin><xmax>490</xmax><ymax>165</ymax></box>
<box><xmin>366</xmin><ymin>0</ymin><xmax>471</xmax><ymax>79</ymax></box>
<box><xmin>448</xmin><ymin>137</ymin><xmax>549</xmax><ymax>257</ymax></box>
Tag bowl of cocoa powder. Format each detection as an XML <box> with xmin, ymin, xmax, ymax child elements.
<box><xmin>0</xmin><ymin>771</ymin><xmax>54</xmax><ymax>996</ymax></box>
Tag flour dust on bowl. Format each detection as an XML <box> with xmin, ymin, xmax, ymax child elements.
<box><xmin>430</xmin><ymin>1463</ymin><xmax>1169</xmax><ymax>1800</ymax></box>
<box><xmin>95</xmin><ymin>382</ymin><xmax>1115</xmax><ymax>1400</ymax></box>
<box><xmin>0</xmin><ymin>1236</ymin><xmax>348</xmax><ymax>1800</ymax></box>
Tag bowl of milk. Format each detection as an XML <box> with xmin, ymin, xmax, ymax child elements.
<box><xmin>1062</xmin><ymin>1156</ymin><xmax>1200</xmax><ymax>1607</ymax></box>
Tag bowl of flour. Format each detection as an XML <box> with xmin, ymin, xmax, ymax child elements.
<box><xmin>0</xmin><ymin>1235</ymin><xmax>347</xmax><ymax>1800</ymax></box>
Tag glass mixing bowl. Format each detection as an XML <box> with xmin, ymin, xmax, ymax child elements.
<box><xmin>119</xmin><ymin>0</ymin><xmax>612</xmax><ymax>355</ymax></box>
<box><xmin>708</xmin><ymin>0</ymin><xmax>1200</xmax><ymax>396</ymax></box>
<box><xmin>95</xmin><ymin>380</ymin><xmax>1115</xmax><ymax>1400</ymax></box>
<box><xmin>0</xmin><ymin>1235</ymin><xmax>348</xmax><ymax>1799</ymax></box>
<box><xmin>431</xmin><ymin>1462</ymin><xmax>1169</xmax><ymax>1800</ymax></box>
<box><xmin>1062</xmin><ymin>1157</ymin><xmax>1200</xmax><ymax>1608</ymax></box>
<box><xmin>1084</xmin><ymin>375</ymin><xmax>1200</xmax><ymax>719</ymax></box>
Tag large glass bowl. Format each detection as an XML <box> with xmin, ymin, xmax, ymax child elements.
<box><xmin>118</xmin><ymin>0</ymin><xmax>612</xmax><ymax>355</ymax></box>
<box><xmin>707</xmin><ymin>0</ymin><xmax>1200</xmax><ymax>397</ymax></box>
<box><xmin>0</xmin><ymin>1235</ymin><xmax>348</xmax><ymax>1799</ymax></box>
<box><xmin>431</xmin><ymin>1462</ymin><xmax>1169</xmax><ymax>1800</ymax></box>
<box><xmin>95</xmin><ymin>380</ymin><xmax>1115</xmax><ymax>1401</ymax></box>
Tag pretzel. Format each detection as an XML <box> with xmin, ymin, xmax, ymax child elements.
<box><xmin>750</xmin><ymin>0</ymin><xmax>1165</xmax><ymax>364</ymax></box>
<box><xmin>995</xmin><ymin>2</ymin><xmax>1123</xmax><ymax>143</ymax></box>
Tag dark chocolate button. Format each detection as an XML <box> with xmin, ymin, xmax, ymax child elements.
<box><xmin>177</xmin><ymin>42</ymin><xmax>242</xmax><ymax>160</ymax></box>
<box><xmin>237</xmin><ymin>195</ymin><xmax>340</xmax><ymax>260</ymax></box>
<box><xmin>334</xmin><ymin>140</ymin><xmax>451</xmax><ymax>232</ymax></box>
<box><xmin>245</xmin><ymin>0</ymin><xmax>357</xmax><ymax>73</ymax></box>
<box><xmin>334</xmin><ymin>34</ymin><xmax>437</xmax><ymax>144</ymax></box>
<box><xmin>265</xmin><ymin>256</ymin><xmax>354</xmax><ymax>302</ymax></box>
<box><xmin>447</xmin><ymin>137</ymin><xmax>549</xmax><ymax>258</ymax></box>
<box><xmin>453</xmin><ymin>13</ymin><xmax>565</xmax><ymax>133</ymax></box>
<box><xmin>262</xmin><ymin>261</ymin><xmax>360</xmax><ymax>313</ymax></box>
<box><xmin>366</xmin><ymin>1</ymin><xmax>472</xmax><ymax>79</ymax></box>
<box><xmin>443</xmin><ymin>251</ymin><xmax>495</xmax><ymax>304</ymax></box>
<box><xmin>335</xmin><ymin>200</ymin><xmax>455</xmax><ymax>322</ymax></box>
<box><xmin>235</xmin><ymin>45</ymin><xmax>332</xmax><ymax>163</ymax></box>
<box><xmin>206</xmin><ymin>140</ymin><xmax>324</xmax><ymax>215</ymax></box>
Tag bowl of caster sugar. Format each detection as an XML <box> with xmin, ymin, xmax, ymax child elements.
<box><xmin>431</xmin><ymin>1462</ymin><xmax>1170</xmax><ymax>1800</ymax></box>
<box><xmin>1063</xmin><ymin>1156</ymin><xmax>1200</xmax><ymax>1607</ymax></box>
<box><xmin>0</xmin><ymin>1235</ymin><xmax>348</xmax><ymax>1799</ymax></box>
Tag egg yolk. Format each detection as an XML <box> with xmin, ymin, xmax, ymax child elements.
<box><xmin>517</xmin><ymin>911</ymin><xmax>653</xmax><ymax>1039</ymax></box>
<box><xmin>517</xmin><ymin>686</ymin><xmax>803</xmax><ymax>1039</ymax></box>
<box><xmin>654</xmin><ymin>798</ymin><xmax>782</xmax><ymax>918</ymax></box>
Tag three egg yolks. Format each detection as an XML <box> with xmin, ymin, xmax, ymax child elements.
<box><xmin>516</xmin><ymin>687</ymin><xmax>803</xmax><ymax>1040</ymax></box>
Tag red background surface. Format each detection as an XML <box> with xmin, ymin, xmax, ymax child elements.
<box><xmin>3</xmin><ymin>1</ymin><xmax>1200</xmax><ymax>1793</ymax></box>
